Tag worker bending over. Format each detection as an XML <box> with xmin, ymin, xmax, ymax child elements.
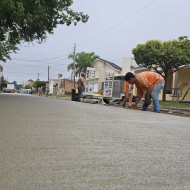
<box><xmin>125</xmin><ymin>72</ymin><xmax>165</xmax><ymax>113</ymax></box>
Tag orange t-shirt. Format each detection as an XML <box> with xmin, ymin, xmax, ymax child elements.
<box><xmin>135</xmin><ymin>72</ymin><xmax>164</xmax><ymax>91</ymax></box>
<box><xmin>123</xmin><ymin>81</ymin><xmax>133</xmax><ymax>93</ymax></box>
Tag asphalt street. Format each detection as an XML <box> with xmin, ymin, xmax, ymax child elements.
<box><xmin>0</xmin><ymin>94</ymin><xmax>190</xmax><ymax>190</ymax></box>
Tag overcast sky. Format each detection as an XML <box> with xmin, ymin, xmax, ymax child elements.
<box><xmin>2</xmin><ymin>0</ymin><xmax>190</xmax><ymax>84</ymax></box>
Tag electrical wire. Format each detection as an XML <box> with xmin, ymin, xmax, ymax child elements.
<box><xmin>79</xmin><ymin>0</ymin><xmax>157</xmax><ymax>47</ymax></box>
<box><xmin>12</xmin><ymin>53</ymin><xmax>71</xmax><ymax>62</ymax></box>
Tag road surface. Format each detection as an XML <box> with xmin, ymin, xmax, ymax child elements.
<box><xmin>0</xmin><ymin>94</ymin><xmax>190</xmax><ymax>190</ymax></box>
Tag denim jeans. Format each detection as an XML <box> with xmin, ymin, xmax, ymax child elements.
<box><xmin>77</xmin><ymin>86</ymin><xmax>84</xmax><ymax>102</ymax></box>
<box><xmin>151</xmin><ymin>80</ymin><xmax>165</xmax><ymax>113</ymax></box>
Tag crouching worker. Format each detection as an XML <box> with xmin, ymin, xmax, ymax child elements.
<box><xmin>125</xmin><ymin>72</ymin><xmax>165</xmax><ymax>113</ymax></box>
<box><xmin>123</xmin><ymin>80</ymin><xmax>133</xmax><ymax>108</ymax></box>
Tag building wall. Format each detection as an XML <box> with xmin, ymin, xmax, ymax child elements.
<box><xmin>25</xmin><ymin>80</ymin><xmax>34</xmax><ymax>86</ymax></box>
<box><xmin>64</xmin><ymin>79</ymin><xmax>78</xmax><ymax>94</ymax></box>
<box><xmin>93</xmin><ymin>60</ymin><xmax>121</xmax><ymax>91</ymax></box>
<box><xmin>49</xmin><ymin>79</ymin><xmax>77</xmax><ymax>95</ymax></box>
<box><xmin>49</xmin><ymin>80</ymin><xmax>57</xmax><ymax>94</ymax></box>
<box><xmin>177</xmin><ymin>67</ymin><xmax>190</xmax><ymax>101</ymax></box>
<box><xmin>122</xmin><ymin>57</ymin><xmax>136</xmax><ymax>75</ymax></box>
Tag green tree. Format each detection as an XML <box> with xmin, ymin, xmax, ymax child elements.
<box><xmin>0</xmin><ymin>0</ymin><xmax>89</xmax><ymax>62</ymax></box>
<box><xmin>24</xmin><ymin>84</ymin><xmax>32</xmax><ymax>89</ymax></box>
<box><xmin>0</xmin><ymin>77</ymin><xmax>7</xmax><ymax>90</ymax></box>
<box><xmin>0</xmin><ymin>41</ymin><xmax>18</xmax><ymax>62</ymax></box>
<box><xmin>132</xmin><ymin>36</ymin><xmax>190</xmax><ymax>101</ymax></box>
<box><xmin>67</xmin><ymin>52</ymin><xmax>99</xmax><ymax>76</ymax></box>
<box><xmin>32</xmin><ymin>81</ymin><xmax>46</xmax><ymax>88</ymax></box>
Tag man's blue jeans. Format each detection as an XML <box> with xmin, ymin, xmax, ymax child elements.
<box><xmin>142</xmin><ymin>80</ymin><xmax>165</xmax><ymax>113</ymax></box>
<box><xmin>77</xmin><ymin>86</ymin><xmax>84</xmax><ymax>102</ymax></box>
<box><xmin>151</xmin><ymin>80</ymin><xmax>165</xmax><ymax>113</ymax></box>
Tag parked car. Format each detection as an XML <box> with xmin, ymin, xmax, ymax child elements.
<box><xmin>3</xmin><ymin>89</ymin><xmax>11</xmax><ymax>93</ymax></box>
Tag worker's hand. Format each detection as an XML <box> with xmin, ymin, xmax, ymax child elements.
<box><xmin>129</xmin><ymin>104</ymin><xmax>138</xmax><ymax>109</ymax></box>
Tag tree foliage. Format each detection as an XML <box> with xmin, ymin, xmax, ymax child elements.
<box><xmin>132</xmin><ymin>36</ymin><xmax>190</xmax><ymax>100</ymax></box>
<box><xmin>0</xmin><ymin>0</ymin><xmax>89</xmax><ymax>62</ymax></box>
<box><xmin>32</xmin><ymin>81</ymin><xmax>46</xmax><ymax>88</ymax></box>
<box><xmin>0</xmin><ymin>76</ymin><xmax>7</xmax><ymax>90</ymax></box>
<box><xmin>24</xmin><ymin>84</ymin><xmax>32</xmax><ymax>89</ymax></box>
<box><xmin>67</xmin><ymin>52</ymin><xmax>99</xmax><ymax>76</ymax></box>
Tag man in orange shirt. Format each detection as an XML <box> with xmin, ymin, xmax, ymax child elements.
<box><xmin>38</xmin><ymin>86</ymin><xmax>42</xmax><ymax>97</ymax></box>
<box><xmin>125</xmin><ymin>72</ymin><xmax>165</xmax><ymax>113</ymax></box>
<box><xmin>123</xmin><ymin>81</ymin><xmax>133</xmax><ymax>108</ymax></box>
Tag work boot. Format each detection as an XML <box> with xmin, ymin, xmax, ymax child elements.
<box><xmin>142</xmin><ymin>103</ymin><xmax>148</xmax><ymax>111</ymax></box>
<box><xmin>123</xmin><ymin>104</ymin><xmax>125</xmax><ymax>108</ymax></box>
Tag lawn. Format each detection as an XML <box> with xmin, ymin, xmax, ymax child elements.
<box><xmin>48</xmin><ymin>94</ymin><xmax>71</xmax><ymax>98</ymax></box>
<box><xmin>159</xmin><ymin>101</ymin><xmax>190</xmax><ymax>108</ymax></box>
<box><xmin>139</xmin><ymin>100</ymin><xmax>190</xmax><ymax>109</ymax></box>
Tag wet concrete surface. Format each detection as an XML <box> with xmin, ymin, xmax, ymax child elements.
<box><xmin>0</xmin><ymin>94</ymin><xmax>190</xmax><ymax>190</ymax></box>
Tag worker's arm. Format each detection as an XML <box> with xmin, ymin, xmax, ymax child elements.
<box><xmin>135</xmin><ymin>89</ymin><xmax>143</xmax><ymax>105</ymax></box>
<box><xmin>130</xmin><ymin>89</ymin><xmax>143</xmax><ymax>108</ymax></box>
<box><xmin>145</xmin><ymin>88</ymin><xmax>152</xmax><ymax>105</ymax></box>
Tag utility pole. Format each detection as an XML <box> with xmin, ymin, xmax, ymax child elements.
<box><xmin>73</xmin><ymin>43</ymin><xmax>76</xmax><ymax>88</ymax></box>
<box><xmin>48</xmin><ymin>66</ymin><xmax>50</xmax><ymax>82</ymax></box>
<box><xmin>37</xmin><ymin>73</ymin><xmax>39</xmax><ymax>81</ymax></box>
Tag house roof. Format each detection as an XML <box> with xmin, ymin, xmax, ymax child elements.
<box><xmin>97</xmin><ymin>58</ymin><xmax>122</xmax><ymax>71</ymax></box>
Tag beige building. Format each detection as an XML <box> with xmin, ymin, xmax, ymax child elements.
<box><xmin>49</xmin><ymin>78</ymin><xmax>77</xmax><ymax>95</ymax></box>
<box><xmin>122</xmin><ymin>57</ymin><xmax>190</xmax><ymax>101</ymax></box>
<box><xmin>92</xmin><ymin>58</ymin><xmax>122</xmax><ymax>91</ymax></box>
<box><xmin>49</xmin><ymin>74</ymin><xmax>77</xmax><ymax>95</ymax></box>
<box><xmin>25</xmin><ymin>79</ymin><xmax>34</xmax><ymax>86</ymax></box>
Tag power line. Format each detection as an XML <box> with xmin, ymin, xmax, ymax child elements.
<box><xmin>4</xmin><ymin>53</ymin><xmax>71</xmax><ymax>70</ymax></box>
<box><xmin>79</xmin><ymin>0</ymin><xmax>157</xmax><ymax>47</ymax></box>
<box><xmin>5</xmin><ymin>62</ymin><xmax>48</xmax><ymax>69</ymax></box>
<box><xmin>11</xmin><ymin>52</ymin><xmax>71</xmax><ymax>62</ymax></box>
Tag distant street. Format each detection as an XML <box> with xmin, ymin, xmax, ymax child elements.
<box><xmin>0</xmin><ymin>93</ymin><xmax>190</xmax><ymax>190</ymax></box>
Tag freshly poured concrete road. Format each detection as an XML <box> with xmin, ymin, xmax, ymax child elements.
<box><xmin>0</xmin><ymin>94</ymin><xmax>190</xmax><ymax>190</ymax></box>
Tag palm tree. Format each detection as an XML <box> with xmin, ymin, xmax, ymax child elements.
<box><xmin>67</xmin><ymin>52</ymin><xmax>99</xmax><ymax>76</ymax></box>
